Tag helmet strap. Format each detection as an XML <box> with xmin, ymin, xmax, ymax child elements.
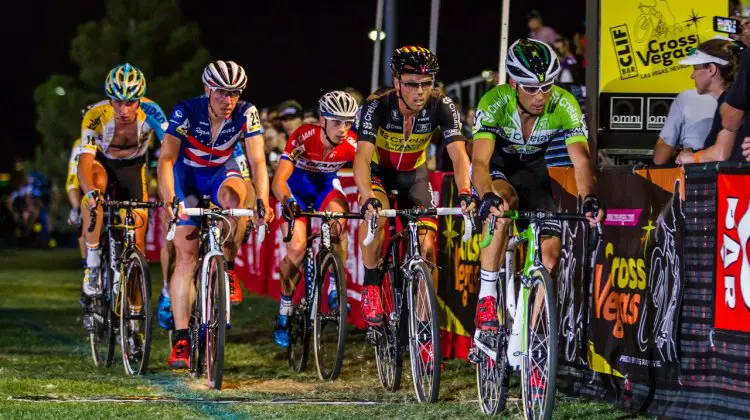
<box><xmin>514</xmin><ymin>84</ymin><xmax>539</xmax><ymax>117</ymax></box>
<box><xmin>395</xmin><ymin>77</ymin><xmax>419</xmax><ymax>114</ymax></box>
<box><xmin>206</xmin><ymin>91</ymin><xmax>226</xmax><ymax>121</ymax></box>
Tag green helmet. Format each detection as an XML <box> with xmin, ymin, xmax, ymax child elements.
<box><xmin>505</xmin><ymin>38</ymin><xmax>560</xmax><ymax>84</ymax></box>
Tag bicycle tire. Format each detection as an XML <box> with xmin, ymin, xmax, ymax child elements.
<box><xmin>476</xmin><ymin>277</ymin><xmax>509</xmax><ymax>415</ymax></box>
<box><xmin>288</xmin><ymin>301</ymin><xmax>310</xmax><ymax>372</ymax></box>
<box><xmin>205</xmin><ymin>254</ymin><xmax>227</xmax><ymax>390</ymax></box>
<box><xmin>407</xmin><ymin>261</ymin><xmax>441</xmax><ymax>403</ymax></box>
<box><xmin>90</xmin><ymin>235</ymin><xmax>115</xmax><ymax>368</ymax></box>
<box><xmin>521</xmin><ymin>267</ymin><xmax>558</xmax><ymax>420</ymax></box>
<box><xmin>313</xmin><ymin>250</ymin><xmax>347</xmax><ymax>381</ymax></box>
<box><xmin>119</xmin><ymin>250</ymin><xmax>152</xmax><ymax>375</ymax></box>
<box><xmin>375</xmin><ymin>259</ymin><xmax>403</xmax><ymax>391</ymax></box>
<box><xmin>189</xmin><ymin>262</ymin><xmax>204</xmax><ymax>379</ymax></box>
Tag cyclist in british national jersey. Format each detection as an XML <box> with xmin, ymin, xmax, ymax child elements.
<box><xmin>158</xmin><ymin>60</ymin><xmax>274</xmax><ymax>368</ymax></box>
<box><xmin>471</xmin><ymin>39</ymin><xmax>604</xmax><ymax>345</ymax></box>
<box><xmin>354</xmin><ymin>46</ymin><xmax>474</xmax><ymax>337</ymax></box>
<box><xmin>270</xmin><ymin>91</ymin><xmax>359</xmax><ymax>348</ymax></box>
<box><xmin>78</xmin><ymin>64</ymin><xmax>167</xmax><ymax>307</ymax></box>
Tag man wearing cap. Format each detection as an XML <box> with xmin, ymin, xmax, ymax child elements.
<box><xmin>277</xmin><ymin>100</ymin><xmax>304</xmax><ymax>136</ymax></box>
<box><xmin>527</xmin><ymin>10</ymin><xmax>558</xmax><ymax>45</ymax></box>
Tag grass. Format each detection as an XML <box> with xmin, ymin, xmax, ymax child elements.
<box><xmin>0</xmin><ymin>249</ymin><xmax>630</xmax><ymax>419</ymax></box>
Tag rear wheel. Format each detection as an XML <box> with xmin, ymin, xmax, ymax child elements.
<box><xmin>521</xmin><ymin>267</ymin><xmax>558</xmax><ymax>420</ymax></box>
<box><xmin>476</xmin><ymin>274</ymin><xmax>509</xmax><ymax>415</ymax></box>
<box><xmin>407</xmin><ymin>261</ymin><xmax>441</xmax><ymax>403</ymax></box>
<box><xmin>313</xmin><ymin>251</ymin><xmax>347</xmax><ymax>380</ymax></box>
<box><xmin>90</xmin><ymin>237</ymin><xmax>115</xmax><ymax>368</ymax></box>
<box><xmin>119</xmin><ymin>250</ymin><xmax>152</xmax><ymax>375</ymax></box>
<box><xmin>205</xmin><ymin>255</ymin><xmax>227</xmax><ymax>390</ymax></box>
<box><xmin>375</xmin><ymin>260</ymin><xmax>402</xmax><ymax>392</ymax></box>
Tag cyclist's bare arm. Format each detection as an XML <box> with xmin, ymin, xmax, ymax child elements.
<box><xmin>446</xmin><ymin>139</ymin><xmax>471</xmax><ymax>193</ymax></box>
<box><xmin>77</xmin><ymin>153</ymin><xmax>97</xmax><ymax>194</ymax></box>
<box><xmin>567</xmin><ymin>142</ymin><xmax>597</xmax><ymax>197</ymax></box>
<box><xmin>67</xmin><ymin>188</ymin><xmax>81</xmax><ymax>210</ymax></box>
<box><xmin>158</xmin><ymin>133</ymin><xmax>181</xmax><ymax>219</ymax></box>
<box><xmin>271</xmin><ymin>159</ymin><xmax>295</xmax><ymax>203</ymax></box>
<box><xmin>245</xmin><ymin>134</ymin><xmax>272</xmax><ymax>222</ymax></box>
<box><xmin>354</xmin><ymin>141</ymin><xmax>376</xmax><ymax>203</ymax></box>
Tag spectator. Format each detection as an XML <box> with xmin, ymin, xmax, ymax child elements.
<box><xmin>674</xmin><ymin>38</ymin><xmax>742</xmax><ymax>163</ymax></box>
<box><xmin>277</xmin><ymin>100</ymin><xmax>303</xmax><ymax>136</ymax></box>
<box><xmin>553</xmin><ymin>36</ymin><xmax>586</xmax><ymax>105</ymax></box>
<box><xmin>527</xmin><ymin>10</ymin><xmax>558</xmax><ymax>45</ymax></box>
<box><xmin>652</xmin><ymin>89</ymin><xmax>717</xmax><ymax>165</ymax></box>
<box><xmin>343</xmin><ymin>86</ymin><xmax>364</xmax><ymax>106</ymax></box>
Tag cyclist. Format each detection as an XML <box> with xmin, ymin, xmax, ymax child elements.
<box><xmin>66</xmin><ymin>137</ymin><xmax>86</xmax><ymax>269</ymax></box>
<box><xmin>270</xmin><ymin>91</ymin><xmax>359</xmax><ymax>348</ymax></box>
<box><xmin>78</xmin><ymin>64</ymin><xmax>167</xmax><ymax>310</ymax></box>
<box><xmin>158</xmin><ymin>60</ymin><xmax>274</xmax><ymax>368</ymax></box>
<box><xmin>156</xmin><ymin>112</ymin><xmax>258</xmax><ymax>332</ymax></box>
<box><xmin>470</xmin><ymin>39</ymin><xmax>604</xmax><ymax>344</ymax></box>
<box><xmin>354</xmin><ymin>46</ymin><xmax>473</xmax><ymax>337</ymax></box>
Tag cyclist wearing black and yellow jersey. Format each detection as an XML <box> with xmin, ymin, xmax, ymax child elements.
<box><xmin>354</xmin><ymin>46</ymin><xmax>473</xmax><ymax>333</ymax></box>
<box><xmin>78</xmin><ymin>63</ymin><xmax>167</xmax><ymax>302</ymax></box>
<box><xmin>65</xmin><ymin>137</ymin><xmax>86</xmax><ymax>268</ymax></box>
<box><xmin>471</xmin><ymin>39</ymin><xmax>604</xmax><ymax>339</ymax></box>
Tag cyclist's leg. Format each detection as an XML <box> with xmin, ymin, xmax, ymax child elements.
<box><xmin>317</xmin><ymin>179</ymin><xmax>349</xmax><ymax>264</ymax></box>
<box><xmin>358</xmin><ymin>170</ymin><xmax>391</xmax><ymax>327</ymax></box>
<box><xmin>118</xmin><ymin>161</ymin><xmax>149</xmax><ymax>253</ymax></box>
<box><xmin>476</xmin><ymin>173</ymin><xmax>517</xmax><ymax>331</ymax></box>
<box><xmin>80</xmin><ymin>159</ymin><xmax>108</xmax><ymax>296</ymax></box>
<box><xmin>170</xmin><ymin>222</ymin><xmax>198</xmax><ymax>367</ymax></box>
<box><xmin>274</xmin><ymin>199</ymin><xmax>307</xmax><ymax>347</ymax></box>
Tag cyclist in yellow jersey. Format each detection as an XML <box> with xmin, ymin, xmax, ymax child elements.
<box><xmin>66</xmin><ymin>137</ymin><xmax>86</xmax><ymax>268</ymax></box>
<box><xmin>78</xmin><ymin>63</ymin><xmax>168</xmax><ymax>300</ymax></box>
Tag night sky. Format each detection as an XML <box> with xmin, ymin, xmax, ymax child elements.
<box><xmin>5</xmin><ymin>0</ymin><xmax>584</xmax><ymax>171</ymax></box>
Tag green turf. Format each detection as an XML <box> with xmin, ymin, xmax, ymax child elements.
<box><xmin>0</xmin><ymin>249</ymin><xmax>637</xmax><ymax>419</ymax></box>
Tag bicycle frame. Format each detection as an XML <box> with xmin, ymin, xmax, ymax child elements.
<box><xmin>198</xmin><ymin>216</ymin><xmax>230</xmax><ymax>327</ymax></box>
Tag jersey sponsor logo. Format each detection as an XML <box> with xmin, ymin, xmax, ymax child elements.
<box><xmin>174</xmin><ymin>109</ymin><xmax>183</xmax><ymax>119</ymax></box>
<box><xmin>141</xmin><ymin>103</ymin><xmax>166</xmax><ymax>124</ymax></box>
<box><xmin>385</xmin><ymin>123</ymin><xmax>401</xmax><ymax>131</ymax></box>
<box><xmin>87</xmin><ymin>115</ymin><xmax>102</xmax><ymax>130</ymax></box>
<box><xmin>391</xmin><ymin>109</ymin><xmax>400</xmax><ymax>120</ymax></box>
<box><xmin>556</xmin><ymin>95</ymin><xmax>581</xmax><ymax>124</ymax></box>
<box><xmin>361</xmin><ymin>121</ymin><xmax>373</xmax><ymax>130</ymax></box>
<box><xmin>296</xmin><ymin>128</ymin><xmax>317</xmax><ymax>143</ymax></box>
<box><xmin>195</xmin><ymin>127</ymin><xmax>210</xmax><ymax>137</ymax></box>
<box><xmin>220</xmin><ymin>126</ymin><xmax>236</xmax><ymax>135</ymax></box>
<box><xmin>444</xmin><ymin>129</ymin><xmax>461</xmax><ymax>138</ymax></box>
<box><xmin>414</xmin><ymin>123</ymin><xmax>432</xmax><ymax>132</ymax></box>
<box><xmin>444</xmin><ymin>97</ymin><xmax>462</xmax><ymax>132</ymax></box>
<box><xmin>296</xmin><ymin>159</ymin><xmax>345</xmax><ymax>172</ymax></box>
<box><xmin>377</xmin><ymin>129</ymin><xmax>431</xmax><ymax>153</ymax></box>
<box><xmin>364</xmin><ymin>100</ymin><xmax>379</xmax><ymax>123</ymax></box>
<box><xmin>503</xmin><ymin>144</ymin><xmax>542</xmax><ymax>155</ymax></box>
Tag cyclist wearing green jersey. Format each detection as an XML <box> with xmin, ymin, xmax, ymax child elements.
<box><xmin>471</xmin><ymin>39</ymin><xmax>604</xmax><ymax>339</ymax></box>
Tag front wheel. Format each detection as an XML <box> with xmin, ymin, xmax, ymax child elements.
<box><xmin>407</xmin><ymin>261</ymin><xmax>441</xmax><ymax>403</ymax></box>
<box><xmin>205</xmin><ymin>255</ymin><xmax>227</xmax><ymax>390</ymax></box>
<box><xmin>313</xmin><ymin>251</ymin><xmax>347</xmax><ymax>380</ymax></box>
<box><xmin>119</xmin><ymin>250</ymin><xmax>152</xmax><ymax>375</ymax></box>
<box><xmin>521</xmin><ymin>267</ymin><xmax>558</xmax><ymax>420</ymax></box>
<box><xmin>90</xmin><ymin>238</ymin><xmax>115</xmax><ymax>368</ymax></box>
<box><xmin>476</xmin><ymin>275</ymin><xmax>509</xmax><ymax>415</ymax></box>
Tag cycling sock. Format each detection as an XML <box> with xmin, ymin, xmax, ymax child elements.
<box><xmin>363</xmin><ymin>267</ymin><xmax>380</xmax><ymax>287</ymax></box>
<box><xmin>478</xmin><ymin>269</ymin><xmax>499</xmax><ymax>300</ymax></box>
<box><xmin>279</xmin><ymin>295</ymin><xmax>293</xmax><ymax>316</ymax></box>
<box><xmin>85</xmin><ymin>243</ymin><xmax>100</xmax><ymax>269</ymax></box>
<box><xmin>175</xmin><ymin>329</ymin><xmax>189</xmax><ymax>342</ymax></box>
<box><xmin>226</xmin><ymin>260</ymin><xmax>235</xmax><ymax>271</ymax></box>
<box><xmin>161</xmin><ymin>286</ymin><xmax>170</xmax><ymax>299</ymax></box>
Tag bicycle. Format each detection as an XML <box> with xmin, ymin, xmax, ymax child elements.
<box><xmin>470</xmin><ymin>209</ymin><xmax>599</xmax><ymax>419</ymax></box>
<box><xmin>86</xmin><ymin>199</ymin><xmax>163</xmax><ymax>375</ymax></box>
<box><xmin>166</xmin><ymin>197</ymin><xmax>265</xmax><ymax>390</ymax></box>
<box><xmin>283</xmin><ymin>207</ymin><xmax>362</xmax><ymax>380</ymax></box>
<box><xmin>364</xmin><ymin>204</ymin><xmax>473</xmax><ymax>403</ymax></box>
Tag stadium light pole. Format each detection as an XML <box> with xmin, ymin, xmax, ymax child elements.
<box><xmin>371</xmin><ymin>0</ymin><xmax>385</xmax><ymax>93</ymax></box>
<box><xmin>429</xmin><ymin>0</ymin><xmax>440</xmax><ymax>54</ymax></box>
<box><xmin>498</xmin><ymin>0</ymin><xmax>511</xmax><ymax>84</ymax></box>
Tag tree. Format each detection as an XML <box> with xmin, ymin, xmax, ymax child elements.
<box><xmin>33</xmin><ymin>0</ymin><xmax>212</xmax><ymax>231</ymax></box>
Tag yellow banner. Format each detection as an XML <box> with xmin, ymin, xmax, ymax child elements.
<box><xmin>600</xmin><ymin>0</ymin><xmax>726</xmax><ymax>93</ymax></box>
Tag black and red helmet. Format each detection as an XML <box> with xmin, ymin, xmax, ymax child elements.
<box><xmin>390</xmin><ymin>46</ymin><xmax>439</xmax><ymax>76</ymax></box>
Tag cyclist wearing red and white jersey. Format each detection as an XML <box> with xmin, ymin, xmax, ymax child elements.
<box><xmin>158</xmin><ymin>60</ymin><xmax>274</xmax><ymax>368</ymax></box>
<box><xmin>354</xmin><ymin>46</ymin><xmax>474</xmax><ymax>335</ymax></box>
<box><xmin>271</xmin><ymin>91</ymin><xmax>359</xmax><ymax>348</ymax></box>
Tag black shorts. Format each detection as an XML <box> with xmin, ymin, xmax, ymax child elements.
<box><xmin>370</xmin><ymin>164</ymin><xmax>437</xmax><ymax>232</ymax></box>
<box><xmin>489</xmin><ymin>156</ymin><xmax>561</xmax><ymax>238</ymax></box>
<box><xmin>95</xmin><ymin>152</ymin><xmax>147</xmax><ymax>201</ymax></box>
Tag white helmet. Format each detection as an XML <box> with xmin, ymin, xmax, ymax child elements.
<box><xmin>505</xmin><ymin>38</ymin><xmax>561</xmax><ymax>84</ymax></box>
<box><xmin>202</xmin><ymin>60</ymin><xmax>247</xmax><ymax>91</ymax></box>
<box><xmin>318</xmin><ymin>91</ymin><xmax>359</xmax><ymax>121</ymax></box>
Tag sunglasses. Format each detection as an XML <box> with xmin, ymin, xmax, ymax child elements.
<box><xmin>518</xmin><ymin>82</ymin><xmax>554</xmax><ymax>95</ymax></box>
<box><xmin>401</xmin><ymin>79</ymin><xmax>434</xmax><ymax>90</ymax></box>
<box><xmin>212</xmin><ymin>89</ymin><xmax>242</xmax><ymax>98</ymax></box>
